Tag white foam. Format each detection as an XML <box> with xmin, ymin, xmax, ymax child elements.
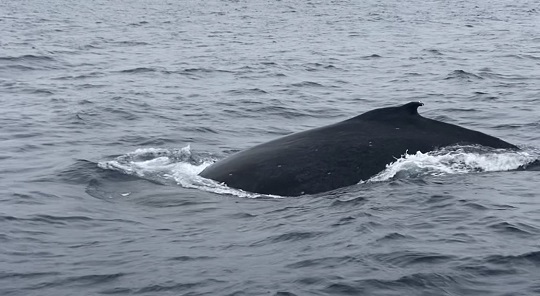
<box><xmin>98</xmin><ymin>145</ymin><xmax>269</xmax><ymax>198</ymax></box>
<box><xmin>99</xmin><ymin>145</ymin><xmax>538</xmax><ymax>197</ymax></box>
<box><xmin>369</xmin><ymin>146</ymin><xmax>538</xmax><ymax>183</ymax></box>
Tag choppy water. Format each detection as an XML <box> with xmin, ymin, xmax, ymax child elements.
<box><xmin>1</xmin><ymin>0</ymin><xmax>540</xmax><ymax>295</ymax></box>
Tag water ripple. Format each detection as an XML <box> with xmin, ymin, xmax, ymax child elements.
<box><xmin>1</xmin><ymin>0</ymin><xmax>539</xmax><ymax>295</ymax></box>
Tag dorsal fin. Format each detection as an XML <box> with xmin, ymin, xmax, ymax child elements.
<box><xmin>350</xmin><ymin>101</ymin><xmax>424</xmax><ymax>121</ymax></box>
<box><xmin>401</xmin><ymin>101</ymin><xmax>424</xmax><ymax>115</ymax></box>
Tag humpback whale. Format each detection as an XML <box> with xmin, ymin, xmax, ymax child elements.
<box><xmin>199</xmin><ymin>102</ymin><xmax>518</xmax><ymax>196</ymax></box>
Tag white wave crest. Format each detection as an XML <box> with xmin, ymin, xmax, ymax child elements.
<box><xmin>99</xmin><ymin>145</ymin><xmax>538</xmax><ymax>197</ymax></box>
<box><xmin>98</xmin><ymin>145</ymin><xmax>267</xmax><ymax>198</ymax></box>
<box><xmin>369</xmin><ymin>146</ymin><xmax>538</xmax><ymax>182</ymax></box>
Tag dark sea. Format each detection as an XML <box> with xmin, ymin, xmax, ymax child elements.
<box><xmin>1</xmin><ymin>0</ymin><xmax>540</xmax><ymax>295</ymax></box>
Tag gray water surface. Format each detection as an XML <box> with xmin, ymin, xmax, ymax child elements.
<box><xmin>1</xmin><ymin>1</ymin><xmax>540</xmax><ymax>295</ymax></box>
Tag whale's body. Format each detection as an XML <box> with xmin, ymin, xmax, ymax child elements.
<box><xmin>199</xmin><ymin>102</ymin><xmax>517</xmax><ymax>196</ymax></box>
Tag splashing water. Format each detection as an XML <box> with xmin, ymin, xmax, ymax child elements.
<box><xmin>98</xmin><ymin>146</ymin><xmax>269</xmax><ymax>198</ymax></box>
<box><xmin>369</xmin><ymin>145</ymin><xmax>539</xmax><ymax>182</ymax></box>
<box><xmin>98</xmin><ymin>146</ymin><xmax>205</xmax><ymax>178</ymax></box>
<box><xmin>99</xmin><ymin>145</ymin><xmax>538</xmax><ymax>197</ymax></box>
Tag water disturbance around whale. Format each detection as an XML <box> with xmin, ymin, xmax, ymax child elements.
<box><xmin>199</xmin><ymin>102</ymin><xmax>518</xmax><ymax>196</ymax></box>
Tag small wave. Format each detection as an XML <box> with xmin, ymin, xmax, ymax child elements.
<box><xmin>101</xmin><ymin>107</ymin><xmax>138</xmax><ymax>121</ymax></box>
<box><xmin>128</xmin><ymin>21</ymin><xmax>149</xmax><ymax>26</ymax></box>
<box><xmin>375</xmin><ymin>232</ymin><xmax>413</xmax><ymax>242</ymax></box>
<box><xmin>0</xmin><ymin>271</ymin><xmax>60</xmax><ymax>280</ymax></box>
<box><xmin>110</xmin><ymin>41</ymin><xmax>149</xmax><ymax>46</ymax></box>
<box><xmin>303</xmin><ymin>62</ymin><xmax>341</xmax><ymax>71</ymax></box>
<box><xmin>181</xmin><ymin>67</ymin><xmax>228</xmax><ymax>74</ymax></box>
<box><xmin>488</xmin><ymin>221</ymin><xmax>539</xmax><ymax>236</ymax></box>
<box><xmin>0</xmin><ymin>64</ymin><xmax>37</xmax><ymax>71</ymax></box>
<box><xmin>29</xmin><ymin>88</ymin><xmax>54</xmax><ymax>95</ymax></box>
<box><xmin>118</xmin><ymin>67</ymin><xmax>158</xmax><ymax>74</ymax></box>
<box><xmin>226</xmin><ymin>88</ymin><xmax>268</xmax><ymax>95</ymax></box>
<box><xmin>423</xmin><ymin>48</ymin><xmax>443</xmax><ymax>55</ymax></box>
<box><xmin>0</xmin><ymin>214</ymin><xmax>102</xmax><ymax>226</ymax></box>
<box><xmin>485</xmin><ymin>251</ymin><xmax>540</xmax><ymax>266</ymax></box>
<box><xmin>28</xmin><ymin>273</ymin><xmax>126</xmax><ymax>290</ymax></box>
<box><xmin>101</xmin><ymin>278</ymin><xmax>225</xmax><ymax>295</ymax></box>
<box><xmin>0</xmin><ymin>54</ymin><xmax>55</xmax><ymax>62</ymax></box>
<box><xmin>169</xmin><ymin>255</ymin><xmax>216</xmax><ymax>262</ymax></box>
<box><xmin>98</xmin><ymin>146</ymin><xmax>266</xmax><ymax>198</ymax></box>
<box><xmin>331</xmin><ymin>197</ymin><xmax>368</xmax><ymax>207</ymax></box>
<box><xmin>174</xmin><ymin>67</ymin><xmax>233</xmax><ymax>79</ymax></box>
<box><xmin>331</xmin><ymin>216</ymin><xmax>356</xmax><ymax>227</ymax></box>
<box><xmin>290</xmin><ymin>81</ymin><xmax>325</xmax><ymax>87</ymax></box>
<box><xmin>0</xmin><ymin>54</ymin><xmax>61</xmax><ymax>72</ymax></box>
<box><xmin>372</xmin><ymin>250</ymin><xmax>456</xmax><ymax>267</ymax></box>
<box><xmin>369</xmin><ymin>145</ymin><xmax>538</xmax><ymax>183</ymax></box>
<box><xmin>32</xmin><ymin>215</ymin><xmax>93</xmax><ymax>224</ymax></box>
<box><xmin>286</xmin><ymin>256</ymin><xmax>358</xmax><ymax>269</ymax></box>
<box><xmin>253</xmin><ymin>231</ymin><xmax>325</xmax><ymax>246</ymax></box>
<box><xmin>62</xmin><ymin>273</ymin><xmax>126</xmax><ymax>285</ymax></box>
<box><xmin>501</xmin><ymin>54</ymin><xmax>540</xmax><ymax>60</ymax></box>
<box><xmin>359</xmin><ymin>54</ymin><xmax>382</xmax><ymax>59</ymax></box>
<box><xmin>445</xmin><ymin>69</ymin><xmax>483</xmax><ymax>80</ymax></box>
<box><xmin>135</xmin><ymin>282</ymin><xmax>200</xmax><ymax>293</ymax></box>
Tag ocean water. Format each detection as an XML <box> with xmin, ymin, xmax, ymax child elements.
<box><xmin>1</xmin><ymin>0</ymin><xmax>540</xmax><ymax>295</ymax></box>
